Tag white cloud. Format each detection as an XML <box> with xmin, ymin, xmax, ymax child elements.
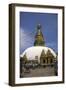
<box><xmin>20</xmin><ymin>28</ymin><xmax>34</xmax><ymax>53</ymax></box>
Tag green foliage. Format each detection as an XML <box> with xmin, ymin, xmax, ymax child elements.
<box><xmin>23</xmin><ymin>53</ymin><xmax>28</xmax><ymax>61</ymax></box>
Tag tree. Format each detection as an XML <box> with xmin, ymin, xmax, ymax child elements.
<box><xmin>23</xmin><ymin>53</ymin><xmax>28</xmax><ymax>62</ymax></box>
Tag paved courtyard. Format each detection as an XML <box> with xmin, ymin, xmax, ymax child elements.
<box><xmin>20</xmin><ymin>66</ymin><xmax>57</xmax><ymax>78</ymax></box>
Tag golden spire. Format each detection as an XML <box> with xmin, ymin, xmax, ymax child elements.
<box><xmin>34</xmin><ymin>24</ymin><xmax>45</xmax><ymax>46</ymax></box>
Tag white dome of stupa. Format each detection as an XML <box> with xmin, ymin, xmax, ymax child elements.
<box><xmin>20</xmin><ymin>46</ymin><xmax>56</xmax><ymax>62</ymax></box>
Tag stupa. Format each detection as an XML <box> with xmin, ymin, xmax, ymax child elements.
<box><xmin>20</xmin><ymin>24</ymin><xmax>57</xmax><ymax>65</ymax></box>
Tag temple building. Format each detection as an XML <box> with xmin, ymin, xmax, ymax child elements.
<box><xmin>20</xmin><ymin>24</ymin><xmax>57</xmax><ymax>67</ymax></box>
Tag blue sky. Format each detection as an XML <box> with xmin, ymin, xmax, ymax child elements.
<box><xmin>20</xmin><ymin>12</ymin><xmax>58</xmax><ymax>54</ymax></box>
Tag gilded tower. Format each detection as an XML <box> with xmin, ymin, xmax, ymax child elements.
<box><xmin>34</xmin><ymin>24</ymin><xmax>45</xmax><ymax>46</ymax></box>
